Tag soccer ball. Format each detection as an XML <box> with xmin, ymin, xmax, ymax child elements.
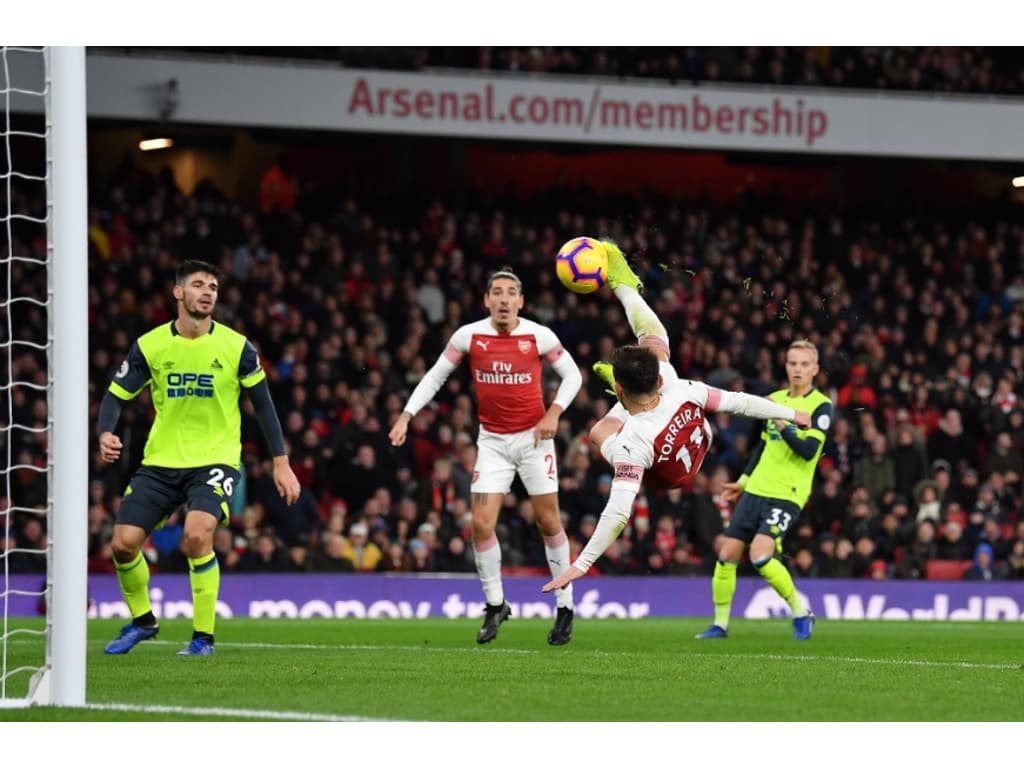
<box><xmin>555</xmin><ymin>236</ymin><xmax>608</xmax><ymax>294</ymax></box>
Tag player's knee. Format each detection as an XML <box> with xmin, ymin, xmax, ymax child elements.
<box><xmin>716</xmin><ymin>537</ymin><xmax>744</xmax><ymax>562</ymax></box>
<box><xmin>749</xmin><ymin>538</ymin><xmax>777</xmax><ymax>565</ymax></box>
<box><xmin>110</xmin><ymin>528</ymin><xmax>145</xmax><ymax>563</ymax></box>
<box><xmin>110</xmin><ymin>539</ymin><xmax>139</xmax><ymax>564</ymax></box>
<box><xmin>471</xmin><ymin>517</ymin><xmax>496</xmax><ymax>542</ymax></box>
<box><xmin>181</xmin><ymin>529</ymin><xmax>213</xmax><ymax>558</ymax></box>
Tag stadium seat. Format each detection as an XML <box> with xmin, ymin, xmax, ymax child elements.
<box><xmin>924</xmin><ymin>559</ymin><xmax>972</xmax><ymax>581</ymax></box>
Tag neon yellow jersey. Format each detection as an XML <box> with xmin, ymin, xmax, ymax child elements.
<box><xmin>743</xmin><ymin>387</ymin><xmax>833</xmax><ymax>507</ymax></box>
<box><xmin>108</xmin><ymin>320</ymin><xmax>266</xmax><ymax>469</ymax></box>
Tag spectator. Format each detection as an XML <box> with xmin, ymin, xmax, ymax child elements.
<box><xmin>837</xmin><ymin>364</ymin><xmax>878</xmax><ymax>413</ymax></box>
<box><xmin>854</xmin><ymin>434</ymin><xmax>895</xmax><ymax>508</ymax></box>
<box><xmin>237</xmin><ymin>533</ymin><xmax>293</xmax><ymax>573</ymax></box>
<box><xmin>891</xmin><ymin>424</ymin><xmax>928</xmax><ymax>500</ymax></box>
<box><xmin>790</xmin><ymin>546</ymin><xmax>819</xmax><ymax>578</ymax></box>
<box><xmin>963</xmin><ymin>542</ymin><xmax>1000</xmax><ymax>581</ymax></box>
<box><xmin>259</xmin><ymin>153</ymin><xmax>297</xmax><ymax>215</ymax></box>
<box><xmin>308</xmin><ymin>532</ymin><xmax>357</xmax><ymax>572</ymax></box>
<box><xmin>988</xmin><ymin>432</ymin><xmax>1023</xmax><ymax>486</ymax></box>
<box><xmin>927</xmin><ymin>409</ymin><xmax>970</xmax><ymax>472</ymax></box>
<box><xmin>935</xmin><ymin>521</ymin><xmax>971</xmax><ymax>560</ymax></box>
<box><xmin>821</xmin><ymin>537</ymin><xmax>857</xmax><ymax>578</ymax></box>
<box><xmin>1005</xmin><ymin>539</ymin><xmax>1024</xmax><ymax>580</ymax></box>
<box><xmin>340</xmin><ymin>522</ymin><xmax>382</xmax><ymax>572</ymax></box>
<box><xmin>376</xmin><ymin>541</ymin><xmax>414</xmax><ymax>573</ymax></box>
<box><xmin>913</xmin><ymin>479</ymin><xmax>942</xmax><ymax>525</ymax></box>
<box><xmin>898</xmin><ymin>520</ymin><xmax>938</xmax><ymax>579</ymax></box>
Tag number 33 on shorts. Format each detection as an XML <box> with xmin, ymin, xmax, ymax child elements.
<box><xmin>766</xmin><ymin>507</ymin><xmax>792</xmax><ymax>532</ymax></box>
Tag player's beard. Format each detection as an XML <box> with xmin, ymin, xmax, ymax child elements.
<box><xmin>183</xmin><ymin>296</ymin><xmax>214</xmax><ymax>321</ymax></box>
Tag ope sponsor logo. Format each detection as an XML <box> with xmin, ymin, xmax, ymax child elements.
<box><xmin>166</xmin><ymin>372</ymin><xmax>214</xmax><ymax>398</ymax></box>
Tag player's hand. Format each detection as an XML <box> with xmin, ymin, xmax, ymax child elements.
<box><xmin>722</xmin><ymin>481</ymin><xmax>744</xmax><ymax>503</ymax></box>
<box><xmin>533</xmin><ymin>412</ymin><xmax>558</xmax><ymax>447</ymax></box>
<box><xmin>793</xmin><ymin>410</ymin><xmax>811</xmax><ymax>430</ymax></box>
<box><xmin>98</xmin><ymin>431</ymin><xmax>122</xmax><ymax>463</ymax></box>
<box><xmin>542</xmin><ymin>564</ymin><xmax>585</xmax><ymax>592</ymax></box>
<box><xmin>388</xmin><ymin>414</ymin><xmax>410</xmax><ymax>447</ymax></box>
<box><xmin>272</xmin><ymin>457</ymin><xmax>301</xmax><ymax>505</ymax></box>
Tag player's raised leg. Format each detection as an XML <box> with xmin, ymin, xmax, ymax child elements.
<box><xmin>603</xmin><ymin>240</ymin><xmax>667</xmax><ymax>345</ymax></box>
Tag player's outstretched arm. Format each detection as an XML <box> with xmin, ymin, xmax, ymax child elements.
<box><xmin>707</xmin><ymin>388</ymin><xmax>796</xmax><ymax>422</ymax></box>
<box><xmin>775</xmin><ymin>406</ymin><xmax>828</xmax><ymax>461</ymax></box>
<box><xmin>542</xmin><ymin>483</ymin><xmax>637</xmax><ymax>592</ymax></box>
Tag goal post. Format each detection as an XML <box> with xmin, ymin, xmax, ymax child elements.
<box><xmin>47</xmin><ymin>44</ymin><xmax>88</xmax><ymax>708</ymax></box>
<box><xmin>0</xmin><ymin>45</ymin><xmax>88</xmax><ymax>708</ymax></box>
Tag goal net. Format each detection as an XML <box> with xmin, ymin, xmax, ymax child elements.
<box><xmin>0</xmin><ymin>45</ymin><xmax>87</xmax><ymax>709</ymax></box>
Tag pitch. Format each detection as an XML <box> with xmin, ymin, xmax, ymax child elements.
<box><xmin>2</xmin><ymin>617</ymin><xmax>1019</xmax><ymax>721</ymax></box>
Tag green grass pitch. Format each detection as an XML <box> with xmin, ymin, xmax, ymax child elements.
<box><xmin>2</xmin><ymin>617</ymin><xmax>1021</xmax><ymax>721</ymax></box>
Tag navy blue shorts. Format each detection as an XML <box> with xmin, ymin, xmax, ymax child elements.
<box><xmin>723</xmin><ymin>493</ymin><xmax>802</xmax><ymax>545</ymax></box>
<box><xmin>117</xmin><ymin>464</ymin><xmax>239</xmax><ymax>532</ymax></box>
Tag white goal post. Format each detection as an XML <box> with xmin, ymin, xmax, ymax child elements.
<box><xmin>0</xmin><ymin>45</ymin><xmax>88</xmax><ymax>708</ymax></box>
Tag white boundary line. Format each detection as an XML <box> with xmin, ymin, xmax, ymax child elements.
<box><xmin>83</xmin><ymin>701</ymin><xmax>390</xmax><ymax>721</ymax></box>
<box><xmin>6</xmin><ymin>638</ymin><xmax>1020</xmax><ymax>673</ymax></box>
<box><xmin>116</xmin><ymin>639</ymin><xmax>1024</xmax><ymax>671</ymax></box>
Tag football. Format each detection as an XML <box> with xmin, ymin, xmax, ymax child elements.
<box><xmin>555</xmin><ymin>236</ymin><xmax>608</xmax><ymax>294</ymax></box>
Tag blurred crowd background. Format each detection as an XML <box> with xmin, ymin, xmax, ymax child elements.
<box><xmin>128</xmin><ymin>45</ymin><xmax>1024</xmax><ymax>95</ymax></box>
<box><xmin>2</xmin><ymin>46</ymin><xmax>1023</xmax><ymax>584</ymax></box>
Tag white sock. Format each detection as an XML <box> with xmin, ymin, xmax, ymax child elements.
<box><xmin>474</xmin><ymin>536</ymin><xmax>504</xmax><ymax>606</ymax></box>
<box><xmin>614</xmin><ymin>286</ymin><xmax>668</xmax><ymax>341</ymax></box>
<box><xmin>544</xmin><ymin>532</ymin><xmax>574</xmax><ymax>610</ymax></box>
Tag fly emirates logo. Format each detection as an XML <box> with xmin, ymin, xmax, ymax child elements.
<box><xmin>475</xmin><ymin>360</ymin><xmax>533</xmax><ymax>385</ymax></box>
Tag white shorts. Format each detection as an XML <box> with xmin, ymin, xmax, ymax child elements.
<box><xmin>472</xmin><ymin>426</ymin><xmax>558</xmax><ymax>497</ymax></box>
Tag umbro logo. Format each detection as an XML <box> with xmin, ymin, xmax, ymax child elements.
<box><xmin>475</xmin><ymin>340</ymin><xmax>490</xmax><ymax>351</ymax></box>
<box><xmin>211</xmin><ymin>358</ymin><xmax>223</xmax><ymax>370</ymax></box>
<box><xmin>162</xmin><ymin>361</ymin><xmax>175</xmax><ymax>369</ymax></box>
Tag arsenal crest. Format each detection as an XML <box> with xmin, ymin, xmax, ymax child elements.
<box><xmin>517</xmin><ymin>340</ymin><xmax>531</xmax><ymax>354</ymax></box>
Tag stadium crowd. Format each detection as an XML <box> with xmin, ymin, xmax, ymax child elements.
<box><xmin>126</xmin><ymin>46</ymin><xmax>1024</xmax><ymax>95</ymax></box>
<box><xmin>3</xmin><ymin>145</ymin><xmax>1023</xmax><ymax>585</ymax></box>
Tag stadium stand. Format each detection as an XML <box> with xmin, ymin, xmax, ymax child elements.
<box><xmin>98</xmin><ymin>46</ymin><xmax>1024</xmax><ymax>95</ymax></box>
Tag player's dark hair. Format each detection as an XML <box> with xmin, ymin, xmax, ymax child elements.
<box><xmin>176</xmin><ymin>260</ymin><xmax>222</xmax><ymax>285</ymax></box>
<box><xmin>486</xmin><ymin>265</ymin><xmax>522</xmax><ymax>293</ymax></box>
<box><xmin>611</xmin><ymin>345</ymin><xmax>659</xmax><ymax>396</ymax></box>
